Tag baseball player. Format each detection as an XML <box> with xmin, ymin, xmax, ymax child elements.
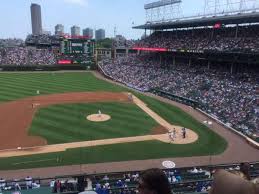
<box><xmin>128</xmin><ymin>93</ymin><xmax>133</xmax><ymax>102</ymax></box>
<box><xmin>98</xmin><ymin>110</ymin><xmax>102</xmax><ymax>117</ymax></box>
<box><xmin>182</xmin><ymin>128</ymin><xmax>187</xmax><ymax>139</ymax></box>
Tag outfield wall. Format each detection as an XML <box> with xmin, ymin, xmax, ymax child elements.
<box><xmin>0</xmin><ymin>65</ymin><xmax>88</xmax><ymax>71</ymax></box>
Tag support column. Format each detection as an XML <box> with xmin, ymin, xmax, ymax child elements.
<box><xmin>189</xmin><ymin>58</ymin><xmax>192</xmax><ymax>67</ymax></box>
<box><xmin>231</xmin><ymin>63</ymin><xmax>234</xmax><ymax>74</ymax></box>
<box><xmin>235</xmin><ymin>24</ymin><xmax>239</xmax><ymax>38</ymax></box>
<box><xmin>173</xmin><ymin>56</ymin><xmax>176</xmax><ymax>66</ymax></box>
<box><xmin>211</xmin><ymin>28</ymin><xmax>214</xmax><ymax>39</ymax></box>
<box><xmin>160</xmin><ymin>55</ymin><xmax>162</xmax><ymax>67</ymax></box>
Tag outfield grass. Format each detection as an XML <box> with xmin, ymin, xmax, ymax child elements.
<box><xmin>29</xmin><ymin>102</ymin><xmax>158</xmax><ymax>144</ymax></box>
<box><xmin>0</xmin><ymin>72</ymin><xmax>228</xmax><ymax>170</ymax></box>
<box><xmin>0</xmin><ymin>72</ymin><xmax>124</xmax><ymax>102</ymax></box>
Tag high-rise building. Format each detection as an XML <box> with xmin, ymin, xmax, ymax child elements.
<box><xmin>30</xmin><ymin>3</ymin><xmax>42</xmax><ymax>35</ymax></box>
<box><xmin>42</xmin><ymin>30</ymin><xmax>51</xmax><ymax>35</ymax></box>
<box><xmin>55</xmin><ymin>24</ymin><xmax>64</xmax><ymax>35</ymax></box>
<box><xmin>95</xmin><ymin>29</ymin><xmax>105</xmax><ymax>41</ymax></box>
<box><xmin>83</xmin><ymin>28</ymin><xmax>94</xmax><ymax>39</ymax></box>
<box><xmin>71</xmin><ymin>26</ymin><xmax>80</xmax><ymax>36</ymax></box>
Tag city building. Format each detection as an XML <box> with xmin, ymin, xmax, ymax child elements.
<box><xmin>95</xmin><ymin>29</ymin><xmax>105</xmax><ymax>41</ymax></box>
<box><xmin>83</xmin><ymin>28</ymin><xmax>94</xmax><ymax>39</ymax></box>
<box><xmin>55</xmin><ymin>24</ymin><xmax>64</xmax><ymax>35</ymax></box>
<box><xmin>42</xmin><ymin>30</ymin><xmax>51</xmax><ymax>35</ymax></box>
<box><xmin>30</xmin><ymin>3</ymin><xmax>42</xmax><ymax>35</ymax></box>
<box><xmin>95</xmin><ymin>48</ymin><xmax>112</xmax><ymax>61</ymax></box>
<box><xmin>71</xmin><ymin>25</ymin><xmax>81</xmax><ymax>36</ymax></box>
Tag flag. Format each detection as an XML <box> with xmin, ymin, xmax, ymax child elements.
<box><xmin>214</xmin><ymin>23</ymin><xmax>221</xmax><ymax>29</ymax></box>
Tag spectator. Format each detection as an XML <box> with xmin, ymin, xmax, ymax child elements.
<box><xmin>100</xmin><ymin>54</ymin><xmax>258</xmax><ymax>139</ymax></box>
<box><xmin>13</xmin><ymin>179</ymin><xmax>21</xmax><ymax>191</ymax></box>
<box><xmin>240</xmin><ymin>162</ymin><xmax>251</xmax><ymax>181</ymax></box>
<box><xmin>116</xmin><ymin>180</ymin><xmax>124</xmax><ymax>188</ymax></box>
<box><xmin>136</xmin><ymin>25</ymin><xmax>259</xmax><ymax>53</ymax></box>
<box><xmin>0</xmin><ymin>178</ymin><xmax>6</xmax><ymax>190</ymax></box>
<box><xmin>190</xmin><ymin>167</ymin><xmax>199</xmax><ymax>174</ymax></box>
<box><xmin>137</xmin><ymin>168</ymin><xmax>172</xmax><ymax>194</ymax></box>
<box><xmin>0</xmin><ymin>47</ymin><xmax>56</xmax><ymax>66</ymax></box>
<box><xmin>25</xmin><ymin>176</ymin><xmax>32</xmax><ymax>189</ymax></box>
<box><xmin>56</xmin><ymin>180</ymin><xmax>61</xmax><ymax>193</ymax></box>
<box><xmin>103</xmin><ymin>175</ymin><xmax>109</xmax><ymax>181</ymax></box>
<box><xmin>31</xmin><ymin>181</ymin><xmax>40</xmax><ymax>189</ymax></box>
<box><xmin>209</xmin><ymin>169</ymin><xmax>259</xmax><ymax>194</ymax></box>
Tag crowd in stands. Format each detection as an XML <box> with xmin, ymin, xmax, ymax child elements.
<box><xmin>0</xmin><ymin>162</ymin><xmax>258</xmax><ymax>194</ymax></box>
<box><xmin>50</xmin><ymin>179</ymin><xmax>77</xmax><ymax>193</ymax></box>
<box><xmin>91</xmin><ymin>162</ymin><xmax>259</xmax><ymax>194</ymax></box>
<box><xmin>0</xmin><ymin>47</ymin><xmax>56</xmax><ymax>65</ymax></box>
<box><xmin>113</xmin><ymin>35</ymin><xmax>137</xmax><ymax>48</ymax></box>
<box><xmin>137</xmin><ymin>25</ymin><xmax>259</xmax><ymax>53</ymax></box>
<box><xmin>0</xmin><ymin>38</ymin><xmax>24</xmax><ymax>47</ymax></box>
<box><xmin>25</xmin><ymin>34</ymin><xmax>60</xmax><ymax>46</ymax></box>
<box><xmin>100</xmin><ymin>55</ymin><xmax>258</xmax><ymax>136</ymax></box>
<box><xmin>0</xmin><ymin>176</ymin><xmax>40</xmax><ymax>192</ymax></box>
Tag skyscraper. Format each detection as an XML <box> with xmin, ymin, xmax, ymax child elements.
<box><xmin>83</xmin><ymin>28</ymin><xmax>94</xmax><ymax>38</ymax></box>
<box><xmin>55</xmin><ymin>24</ymin><xmax>64</xmax><ymax>35</ymax></box>
<box><xmin>30</xmin><ymin>3</ymin><xmax>42</xmax><ymax>35</ymax></box>
<box><xmin>95</xmin><ymin>29</ymin><xmax>105</xmax><ymax>41</ymax></box>
<box><xmin>71</xmin><ymin>26</ymin><xmax>80</xmax><ymax>36</ymax></box>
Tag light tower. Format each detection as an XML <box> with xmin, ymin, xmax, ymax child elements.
<box><xmin>204</xmin><ymin>0</ymin><xmax>221</xmax><ymax>15</ymax></box>
<box><xmin>144</xmin><ymin>0</ymin><xmax>183</xmax><ymax>23</ymax></box>
<box><xmin>204</xmin><ymin>0</ymin><xmax>259</xmax><ymax>16</ymax></box>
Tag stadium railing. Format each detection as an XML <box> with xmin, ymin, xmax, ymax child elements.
<box><xmin>1</xmin><ymin>162</ymin><xmax>258</xmax><ymax>194</ymax></box>
<box><xmin>150</xmin><ymin>89</ymin><xmax>201</xmax><ymax>109</ymax></box>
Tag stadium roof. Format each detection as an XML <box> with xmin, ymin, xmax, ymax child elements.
<box><xmin>133</xmin><ymin>12</ymin><xmax>259</xmax><ymax>30</ymax></box>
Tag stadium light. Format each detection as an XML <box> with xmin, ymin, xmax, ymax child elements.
<box><xmin>144</xmin><ymin>0</ymin><xmax>182</xmax><ymax>10</ymax></box>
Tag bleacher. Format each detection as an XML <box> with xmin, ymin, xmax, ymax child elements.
<box><xmin>0</xmin><ymin>162</ymin><xmax>258</xmax><ymax>194</ymax></box>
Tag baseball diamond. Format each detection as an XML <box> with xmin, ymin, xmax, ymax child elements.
<box><xmin>0</xmin><ymin>72</ymin><xmax>228</xmax><ymax>171</ymax></box>
<box><xmin>1</xmin><ymin>2</ymin><xmax>259</xmax><ymax>194</ymax></box>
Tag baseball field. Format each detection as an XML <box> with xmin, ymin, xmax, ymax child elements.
<box><xmin>0</xmin><ymin>72</ymin><xmax>227</xmax><ymax>170</ymax></box>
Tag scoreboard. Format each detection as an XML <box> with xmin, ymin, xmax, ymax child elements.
<box><xmin>61</xmin><ymin>39</ymin><xmax>95</xmax><ymax>55</ymax></box>
<box><xmin>60</xmin><ymin>37</ymin><xmax>95</xmax><ymax>65</ymax></box>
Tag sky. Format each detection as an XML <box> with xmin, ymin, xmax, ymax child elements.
<box><xmin>0</xmin><ymin>0</ymin><xmax>219</xmax><ymax>40</ymax></box>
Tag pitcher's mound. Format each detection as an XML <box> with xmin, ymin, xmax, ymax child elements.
<box><xmin>87</xmin><ymin>114</ymin><xmax>111</xmax><ymax>122</ymax></box>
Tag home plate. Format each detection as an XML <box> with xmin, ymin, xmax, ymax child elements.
<box><xmin>162</xmin><ymin>161</ymin><xmax>176</xmax><ymax>169</ymax></box>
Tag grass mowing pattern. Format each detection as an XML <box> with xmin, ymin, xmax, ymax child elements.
<box><xmin>0</xmin><ymin>140</ymin><xmax>225</xmax><ymax>170</ymax></box>
<box><xmin>0</xmin><ymin>72</ymin><xmax>124</xmax><ymax>102</ymax></box>
<box><xmin>0</xmin><ymin>72</ymin><xmax>228</xmax><ymax>170</ymax></box>
<box><xmin>29</xmin><ymin>102</ymin><xmax>158</xmax><ymax>144</ymax></box>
